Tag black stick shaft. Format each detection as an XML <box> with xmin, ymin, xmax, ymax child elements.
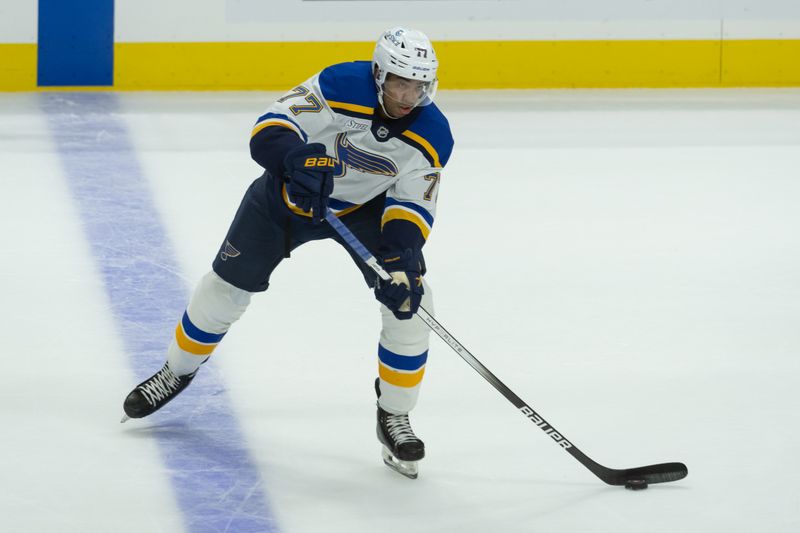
<box><xmin>325</xmin><ymin>210</ymin><xmax>687</xmax><ymax>486</ymax></box>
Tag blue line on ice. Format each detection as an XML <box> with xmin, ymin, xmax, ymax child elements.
<box><xmin>41</xmin><ymin>92</ymin><xmax>279</xmax><ymax>533</ymax></box>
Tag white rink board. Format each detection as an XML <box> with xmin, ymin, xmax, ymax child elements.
<box><xmin>3</xmin><ymin>0</ymin><xmax>800</xmax><ymax>45</ymax></box>
<box><xmin>113</xmin><ymin>0</ymin><xmax>800</xmax><ymax>41</ymax></box>
<box><xmin>0</xmin><ymin>0</ymin><xmax>37</xmax><ymax>43</ymax></box>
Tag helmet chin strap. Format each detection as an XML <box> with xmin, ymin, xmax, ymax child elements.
<box><xmin>378</xmin><ymin>86</ymin><xmax>421</xmax><ymax>120</ymax></box>
<box><xmin>377</xmin><ymin>90</ymin><xmax>402</xmax><ymax>120</ymax></box>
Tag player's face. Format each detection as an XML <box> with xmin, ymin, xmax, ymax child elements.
<box><xmin>382</xmin><ymin>73</ymin><xmax>429</xmax><ymax>117</ymax></box>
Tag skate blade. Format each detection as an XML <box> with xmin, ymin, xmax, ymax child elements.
<box><xmin>381</xmin><ymin>447</ymin><xmax>419</xmax><ymax>479</ymax></box>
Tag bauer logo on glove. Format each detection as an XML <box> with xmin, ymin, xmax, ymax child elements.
<box><xmin>303</xmin><ymin>156</ymin><xmax>335</xmax><ymax>168</ymax></box>
<box><xmin>283</xmin><ymin>143</ymin><xmax>335</xmax><ymax>224</ymax></box>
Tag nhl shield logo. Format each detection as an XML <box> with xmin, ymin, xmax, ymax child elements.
<box><xmin>219</xmin><ymin>240</ymin><xmax>241</xmax><ymax>261</ymax></box>
<box><xmin>376</xmin><ymin>125</ymin><xmax>390</xmax><ymax>139</ymax></box>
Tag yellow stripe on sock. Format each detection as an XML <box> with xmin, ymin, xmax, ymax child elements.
<box><xmin>175</xmin><ymin>323</ymin><xmax>217</xmax><ymax>356</ymax></box>
<box><xmin>379</xmin><ymin>363</ymin><xmax>425</xmax><ymax>388</ymax></box>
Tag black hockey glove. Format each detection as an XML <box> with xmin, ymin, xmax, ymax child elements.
<box><xmin>374</xmin><ymin>249</ymin><xmax>424</xmax><ymax>320</ymax></box>
<box><xmin>283</xmin><ymin>143</ymin><xmax>335</xmax><ymax>224</ymax></box>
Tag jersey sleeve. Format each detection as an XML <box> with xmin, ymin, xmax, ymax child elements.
<box><xmin>249</xmin><ymin>74</ymin><xmax>335</xmax><ymax>177</ymax></box>
<box><xmin>380</xmin><ymin>170</ymin><xmax>440</xmax><ymax>256</ymax></box>
<box><xmin>380</xmin><ymin>105</ymin><xmax>454</xmax><ymax>261</ymax></box>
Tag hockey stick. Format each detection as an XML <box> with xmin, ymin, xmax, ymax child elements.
<box><xmin>326</xmin><ymin>210</ymin><xmax>687</xmax><ymax>487</ymax></box>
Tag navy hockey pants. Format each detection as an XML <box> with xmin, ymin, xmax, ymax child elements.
<box><xmin>212</xmin><ymin>172</ymin><xmax>396</xmax><ymax>292</ymax></box>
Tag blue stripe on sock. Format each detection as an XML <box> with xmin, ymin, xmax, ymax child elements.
<box><xmin>182</xmin><ymin>311</ymin><xmax>226</xmax><ymax>344</ymax></box>
<box><xmin>378</xmin><ymin>344</ymin><xmax>428</xmax><ymax>371</ymax></box>
<box><xmin>41</xmin><ymin>92</ymin><xmax>279</xmax><ymax>533</ymax></box>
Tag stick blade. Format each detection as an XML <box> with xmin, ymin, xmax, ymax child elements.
<box><xmin>605</xmin><ymin>462</ymin><xmax>688</xmax><ymax>486</ymax></box>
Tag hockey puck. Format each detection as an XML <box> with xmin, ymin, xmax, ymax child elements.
<box><xmin>624</xmin><ymin>479</ymin><xmax>648</xmax><ymax>490</ymax></box>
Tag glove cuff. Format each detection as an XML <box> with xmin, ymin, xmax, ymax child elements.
<box><xmin>380</xmin><ymin>248</ymin><xmax>422</xmax><ymax>273</ymax></box>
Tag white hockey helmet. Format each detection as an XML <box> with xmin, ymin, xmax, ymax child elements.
<box><xmin>372</xmin><ymin>27</ymin><xmax>438</xmax><ymax>112</ymax></box>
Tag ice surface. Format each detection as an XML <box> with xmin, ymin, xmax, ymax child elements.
<box><xmin>1</xmin><ymin>88</ymin><xmax>799</xmax><ymax>532</ymax></box>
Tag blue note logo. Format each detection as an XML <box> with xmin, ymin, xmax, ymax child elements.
<box><xmin>219</xmin><ymin>240</ymin><xmax>241</xmax><ymax>261</ymax></box>
<box><xmin>332</xmin><ymin>132</ymin><xmax>398</xmax><ymax>178</ymax></box>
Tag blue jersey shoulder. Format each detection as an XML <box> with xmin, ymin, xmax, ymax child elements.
<box><xmin>319</xmin><ymin>61</ymin><xmax>454</xmax><ymax>167</ymax></box>
<box><xmin>318</xmin><ymin>61</ymin><xmax>377</xmax><ymax>118</ymax></box>
<box><xmin>403</xmin><ymin>103</ymin><xmax>454</xmax><ymax>168</ymax></box>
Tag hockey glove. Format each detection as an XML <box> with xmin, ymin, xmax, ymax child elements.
<box><xmin>374</xmin><ymin>249</ymin><xmax>424</xmax><ymax>320</ymax></box>
<box><xmin>283</xmin><ymin>143</ymin><xmax>335</xmax><ymax>224</ymax></box>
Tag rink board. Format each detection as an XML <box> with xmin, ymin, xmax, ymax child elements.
<box><xmin>4</xmin><ymin>39</ymin><xmax>800</xmax><ymax>91</ymax></box>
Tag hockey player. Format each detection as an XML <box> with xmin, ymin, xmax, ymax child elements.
<box><xmin>122</xmin><ymin>27</ymin><xmax>453</xmax><ymax>479</ymax></box>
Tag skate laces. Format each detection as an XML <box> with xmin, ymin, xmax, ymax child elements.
<box><xmin>385</xmin><ymin>413</ymin><xmax>419</xmax><ymax>445</ymax></box>
<box><xmin>139</xmin><ymin>365</ymin><xmax>182</xmax><ymax>406</ymax></box>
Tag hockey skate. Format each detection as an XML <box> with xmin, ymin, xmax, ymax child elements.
<box><xmin>121</xmin><ymin>363</ymin><xmax>196</xmax><ymax>423</ymax></box>
<box><xmin>377</xmin><ymin>406</ymin><xmax>425</xmax><ymax>479</ymax></box>
<box><xmin>374</xmin><ymin>378</ymin><xmax>425</xmax><ymax>478</ymax></box>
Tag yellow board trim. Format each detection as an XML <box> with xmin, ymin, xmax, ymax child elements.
<box><xmin>401</xmin><ymin>130</ymin><xmax>441</xmax><ymax>168</ymax></box>
<box><xmin>0</xmin><ymin>44</ymin><xmax>37</xmax><ymax>91</ymax></box>
<box><xmin>115</xmin><ymin>41</ymin><xmax>375</xmax><ymax>90</ymax></box>
<box><xmin>721</xmin><ymin>40</ymin><xmax>800</xmax><ymax>87</ymax></box>
<box><xmin>381</xmin><ymin>209</ymin><xmax>431</xmax><ymax>240</ymax></box>
<box><xmin>379</xmin><ymin>363</ymin><xmax>426</xmax><ymax>388</ymax></box>
<box><xmin>437</xmin><ymin>40</ymin><xmax>723</xmax><ymax>88</ymax></box>
<box><xmin>113</xmin><ymin>39</ymin><xmax>727</xmax><ymax>89</ymax></box>
<box><xmin>327</xmin><ymin>100</ymin><xmax>374</xmax><ymax>115</ymax></box>
<box><xmin>175</xmin><ymin>323</ymin><xmax>217</xmax><ymax>356</ymax></box>
<box><xmin>5</xmin><ymin>40</ymin><xmax>800</xmax><ymax>91</ymax></box>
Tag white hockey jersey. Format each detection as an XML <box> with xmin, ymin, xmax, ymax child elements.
<box><xmin>250</xmin><ymin>61</ymin><xmax>454</xmax><ymax>247</ymax></box>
